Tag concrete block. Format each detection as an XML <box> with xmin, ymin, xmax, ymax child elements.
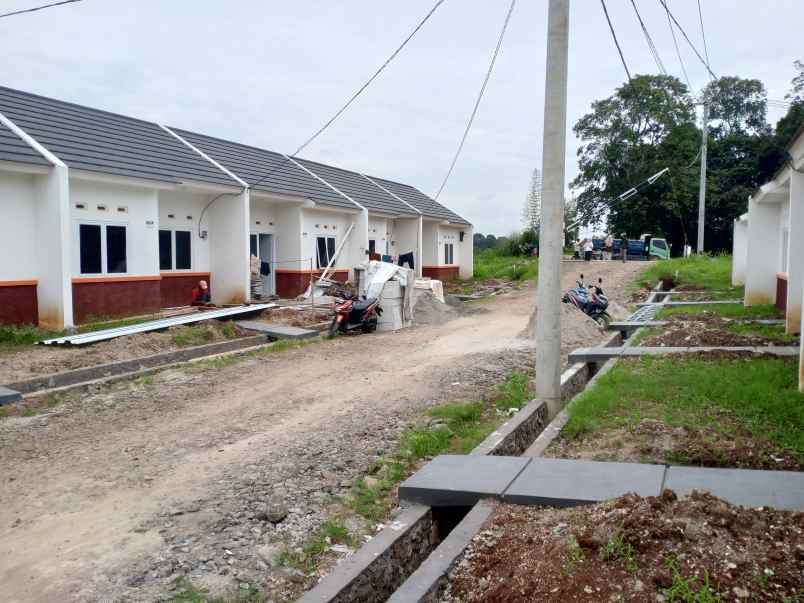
<box><xmin>664</xmin><ymin>466</ymin><xmax>804</xmax><ymax>511</ymax></box>
<box><xmin>567</xmin><ymin>348</ymin><xmax>623</xmax><ymax>363</ymax></box>
<box><xmin>398</xmin><ymin>455</ymin><xmax>530</xmax><ymax>507</ymax></box>
<box><xmin>503</xmin><ymin>458</ymin><xmax>665</xmax><ymax>507</ymax></box>
<box><xmin>0</xmin><ymin>386</ymin><xmax>22</xmax><ymax>405</ymax></box>
<box><xmin>235</xmin><ymin>321</ymin><xmax>318</xmax><ymax>339</ymax></box>
<box><xmin>608</xmin><ymin>321</ymin><xmax>667</xmax><ymax>336</ymax></box>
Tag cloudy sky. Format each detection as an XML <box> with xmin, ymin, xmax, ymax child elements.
<box><xmin>2</xmin><ymin>0</ymin><xmax>801</xmax><ymax>234</ymax></box>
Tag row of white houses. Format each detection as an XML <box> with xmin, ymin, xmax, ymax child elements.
<box><xmin>731</xmin><ymin>125</ymin><xmax>804</xmax><ymax>390</ymax></box>
<box><xmin>0</xmin><ymin>86</ymin><xmax>473</xmax><ymax>329</ymax></box>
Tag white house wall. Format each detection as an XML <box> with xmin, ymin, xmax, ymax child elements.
<box><xmin>0</xmin><ymin>172</ymin><xmax>38</xmax><ymax>279</ymax></box>
<box><xmin>158</xmin><ymin>190</ymin><xmax>211</xmax><ymax>273</ymax></box>
<box><xmin>744</xmin><ymin>197</ymin><xmax>781</xmax><ymax>306</ymax></box>
<box><xmin>787</xmin><ymin>172</ymin><xmax>804</xmax><ymax>333</ymax></box>
<box><xmin>458</xmin><ymin>225</ymin><xmax>474</xmax><ymax>279</ymax></box>
<box><xmin>302</xmin><ymin>208</ymin><xmax>359</xmax><ymax>269</ymax></box>
<box><xmin>69</xmin><ymin>179</ymin><xmax>159</xmax><ymax>277</ymax></box>
<box><xmin>393</xmin><ymin>217</ymin><xmax>421</xmax><ymax>274</ymax></box>
<box><xmin>207</xmin><ymin>191</ymin><xmax>249</xmax><ymax>304</ymax></box>
<box><xmin>731</xmin><ymin>218</ymin><xmax>748</xmax><ymax>286</ymax></box>
<box><xmin>422</xmin><ymin>221</ymin><xmax>439</xmax><ymax>266</ymax></box>
<box><xmin>368</xmin><ymin>216</ymin><xmax>390</xmax><ymax>256</ymax></box>
<box><xmin>438</xmin><ymin>226</ymin><xmax>461</xmax><ymax>266</ymax></box>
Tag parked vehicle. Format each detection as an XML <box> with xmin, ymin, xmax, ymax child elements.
<box><xmin>329</xmin><ymin>292</ymin><xmax>382</xmax><ymax>336</ymax></box>
<box><xmin>562</xmin><ymin>273</ymin><xmax>611</xmax><ymax>327</ymax></box>
<box><xmin>624</xmin><ymin>234</ymin><xmax>670</xmax><ymax>260</ymax></box>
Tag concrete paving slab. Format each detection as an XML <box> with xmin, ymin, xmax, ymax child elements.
<box><xmin>664</xmin><ymin>466</ymin><xmax>804</xmax><ymax>511</ymax></box>
<box><xmin>608</xmin><ymin>321</ymin><xmax>667</xmax><ymax>336</ymax></box>
<box><xmin>503</xmin><ymin>458</ymin><xmax>665</xmax><ymax>507</ymax></box>
<box><xmin>235</xmin><ymin>321</ymin><xmax>319</xmax><ymax>339</ymax></box>
<box><xmin>398</xmin><ymin>455</ymin><xmax>530</xmax><ymax>507</ymax></box>
<box><xmin>0</xmin><ymin>386</ymin><xmax>23</xmax><ymax>405</ymax></box>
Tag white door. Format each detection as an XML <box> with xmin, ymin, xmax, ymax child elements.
<box><xmin>259</xmin><ymin>233</ymin><xmax>274</xmax><ymax>296</ymax></box>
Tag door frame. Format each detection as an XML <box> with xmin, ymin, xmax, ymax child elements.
<box><xmin>250</xmin><ymin>231</ymin><xmax>276</xmax><ymax>296</ymax></box>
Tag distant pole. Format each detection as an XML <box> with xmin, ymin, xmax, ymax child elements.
<box><xmin>697</xmin><ymin>102</ymin><xmax>709</xmax><ymax>253</ymax></box>
<box><xmin>535</xmin><ymin>0</ymin><xmax>570</xmax><ymax>418</ymax></box>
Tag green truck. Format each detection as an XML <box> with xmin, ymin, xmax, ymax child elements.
<box><xmin>626</xmin><ymin>234</ymin><xmax>670</xmax><ymax>260</ymax></box>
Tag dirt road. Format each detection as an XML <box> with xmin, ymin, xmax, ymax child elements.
<box><xmin>0</xmin><ymin>260</ymin><xmax>644</xmax><ymax>602</ymax></box>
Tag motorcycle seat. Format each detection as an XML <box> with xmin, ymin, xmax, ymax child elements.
<box><xmin>351</xmin><ymin>298</ymin><xmax>375</xmax><ymax>312</ymax></box>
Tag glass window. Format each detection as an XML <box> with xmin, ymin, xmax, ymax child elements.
<box><xmin>368</xmin><ymin>239</ymin><xmax>376</xmax><ymax>255</ymax></box>
<box><xmin>79</xmin><ymin>224</ymin><xmax>102</xmax><ymax>274</ymax></box>
<box><xmin>159</xmin><ymin>230</ymin><xmax>172</xmax><ymax>271</ymax></box>
<box><xmin>654</xmin><ymin>240</ymin><xmax>667</xmax><ymax>250</ymax></box>
<box><xmin>327</xmin><ymin>237</ymin><xmax>335</xmax><ymax>263</ymax></box>
<box><xmin>175</xmin><ymin>231</ymin><xmax>191</xmax><ymax>270</ymax></box>
<box><xmin>250</xmin><ymin>234</ymin><xmax>258</xmax><ymax>257</ymax></box>
<box><xmin>106</xmin><ymin>225</ymin><xmax>127</xmax><ymax>273</ymax></box>
<box><xmin>444</xmin><ymin>243</ymin><xmax>454</xmax><ymax>264</ymax></box>
<box><xmin>316</xmin><ymin>236</ymin><xmax>337</xmax><ymax>268</ymax></box>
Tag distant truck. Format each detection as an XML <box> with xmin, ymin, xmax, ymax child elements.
<box><xmin>624</xmin><ymin>234</ymin><xmax>670</xmax><ymax>260</ymax></box>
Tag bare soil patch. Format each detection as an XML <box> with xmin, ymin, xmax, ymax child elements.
<box><xmin>546</xmin><ymin>416</ymin><xmax>803</xmax><ymax>471</ymax></box>
<box><xmin>0</xmin><ymin>320</ymin><xmax>248</xmax><ymax>384</ymax></box>
<box><xmin>442</xmin><ymin>491</ymin><xmax>804</xmax><ymax>602</ymax></box>
<box><xmin>254</xmin><ymin>306</ymin><xmax>333</xmax><ymax>328</ymax></box>
<box><xmin>642</xmin><ymin>315</ymin><xmax>798</xmax><ymax>348</ymax></box>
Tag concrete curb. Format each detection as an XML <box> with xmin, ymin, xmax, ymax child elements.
<box><xmin>5</xmin><ymin>335</ymin><xmax>272</xmax><ymax>396</ymax></box>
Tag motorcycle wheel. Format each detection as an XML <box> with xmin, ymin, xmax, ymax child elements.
<box><xmin>328</xmin><ymin>318</ymin><xmax>341</xmax><ymax>338</ymax></box>
<box><xmin>594</xmin><ymin>313</ymin><xmax>611</xmax><ymax>329</ymax></box>
<box><xmin>362</xmin><ymin>318</ymin><xmax>378</xmax><ymax>334</ymax></box>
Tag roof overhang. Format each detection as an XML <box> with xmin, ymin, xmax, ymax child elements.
<box><xmin>752</xmin><ymin>168</ymin><xmax>791</xmax><ymax>205</ymax></box>
<box><xmin>0</xmin><ymin>160</ymin><xmax>50</xmax><ymax>175</ymax></box>
<box><xmin>305</xmin><ymin>202</ymin><xmax>361</xmax><ymax>215</ymax></box>
<box><xmin>250</xmin><ymin>189</ymin><xmax>313</xmax><ymax>205</ymax></box>
<box><xmin>70</xmin><ymin>169</ymin><xmax>180</xmax><ymax>191</ymax></box>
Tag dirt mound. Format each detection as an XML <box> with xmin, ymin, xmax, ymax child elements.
<box><xmin>643</xmin><ymin>323</ymin><xmax>794</xmax><ymax>347</ymax></box>
<box><xmin>413</xmin><ymin>291</ymin><xmax>467</xmax><ymax>326</ymax></box>
<box><xmin>444</xmin><ymin>491</ymin><xmax>804</xmax><ymax>602</ymax></box>
<box><xmin>520</xmin><ymin>303</ymin><xmax>603</xmax><ymax>346</ymax></box>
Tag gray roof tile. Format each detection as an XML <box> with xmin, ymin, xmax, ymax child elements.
<box><xmin>0</xmin><ymin>120</ymin><xmax>49</xmax><ymax>166</ymax></box>
<box><xmin>0</xmin><ymin>87</ymin><xmax>239</xmax><ymax>187</ymax></box>
<box><xmin>170</xmin><ymin>128</ymin><xmax>358</xmax><ymax>211</ymax></box>
<box><xmin>364</xmin><ymin>175</ymin><xmax>470</xmax><ymax>225</ymax></box>
<box><xmin>293</xmin><ymin>158</ymin><xmax>418</xmax><ymax>217</ymax></box>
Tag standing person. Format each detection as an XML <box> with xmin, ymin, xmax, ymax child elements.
<box><xmin>621</xmin><ymin>233</ymin><xmax>628</xmax><ymax>263</ymax></box>
<box><xmin>604</xmin><ymin>233</ymin><xmax>613</xmax><ymax>261</ymax></box>
<box><xmin>573</xmin><ymin>239</ymin><xmax>581</xmax><ymax>259</ymax></box>
<box><xmin>583</xmin><ymin>238</ymin><xmax>593</xmax><ymax>262</ymax></box>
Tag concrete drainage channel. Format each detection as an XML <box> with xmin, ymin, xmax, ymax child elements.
<box><xmin>299</xmin><ymin>283</ymin><xmax>667</xmax><ymax>603</ymax></box>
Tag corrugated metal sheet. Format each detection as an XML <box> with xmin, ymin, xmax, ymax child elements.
<box><xmin>41</xmin><ymin>304</ymin><xmax>276</xmax><ymax>346</ymax></box>
<box><xmin>0</xmin><ymin>120</ymin><xmax>49</xmax><ymax>166</ymax></box>
<box><xmin>170</xmin><ymin>128</ymin><xmax>358</xmax><ymax>210</ymax></box>
<box><xmin>0</xmin><ymin>87</ymin><xmax>240</xmax><ymax>187</ymax></box>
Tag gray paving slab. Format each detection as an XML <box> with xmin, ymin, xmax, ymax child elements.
<box><xmin>504</xmin><ymin>458</ymin><xmax>666</xmax><ymax>507</ymax></box>
<box><xmin>0</xmin><ymin>386</ymin><xmax>22</xmax><ymax>405</ymax></box>
<box><xmin>398</xmin><ymin>454</ymin><xmax>530</xmax><ymax>507</ymax></box>
<box><xmin>235</xmin><ymin>321</ymin><xmax>318</xmax><ymax>339</ymax></box>
<box><xmin>608</xmin><ymin>321</ymin><xmax>667</xmax><ymax>336</ymax></box>
<box><xmin>664</xmin><ymin>466</ymin><xmax>804</xmax><ymax>511</ymax></box>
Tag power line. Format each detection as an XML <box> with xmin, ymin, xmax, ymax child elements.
<box><xmin>197</xmin><ymin>0</ymin><xmax>447</xmax><ymax>233</ymax></box>
<box><xmin>251</xmin><ymin>0</ymin><xmax>446</xmax><ymax>190</ymax></box>
<box><xmin>663</xmin><ymin>0</ymin><xmax>693</xmax><ymax>92</ymax></box>
<box><xmin>629</xmin><ymin>0</ymin><xmax>666</xmax><ymax>75</ymax></box>
<box><xmin>696</xmin><ymin>0</ymin><xmax>711</xmax><ymax>68</ymax></box>
<box><xmin>433</xmin><ymin>0</ymin><xmax>516</xmax><ymax>200</ymax></box>
<box><xmin>0</xmin><ymin>0</ymin><xmax>82</xmax><ymax>19</ymax></box>
<box><xmin>658</xmin><ymin>0</ymin><xmax>716</xmax><ymax>80</ymax></box>
<box><xmin>600</xmin><ymin>0</ymin><xmax>632</xmax><ymax>82</ymax></box>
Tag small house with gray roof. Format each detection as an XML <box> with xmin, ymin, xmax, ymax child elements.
<box><xmin>0</xmin><ymin>85</ymin><xmax>472</xmax><ymax>329</ymax></box>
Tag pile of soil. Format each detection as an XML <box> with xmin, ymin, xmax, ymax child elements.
<box><xmin>0</xmin><ymin>320</ymin><xmax>246</xmax><ymax>384</ymax></box>
<box><xmin>522</xmin><ymin>303</ymin><xmax>604</xmax><ymax>345</ymax></box>
<box><xmin>547</xmin><ymin>416</ymin><xmax>803</xmax><ymax>471</ymax></box>
<box><xmin>443</xmin><ymin>491</ymin><xmax>804</xmax><ymax>602</ymax></box>
<box><xmin>413</xmin><ymin>292</ymin><xmax>469</xmax><ymax>326</ymax></box>
<box><xmin>444</xmin><ymin>279</ymin><xmax>516</xmax><ymax>297</ymax></box>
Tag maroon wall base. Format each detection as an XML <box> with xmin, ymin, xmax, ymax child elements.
<box><xmin>276</xmin><ymin>269</ymin><xmax>349</xmax><ymax>299</ymax></box>
<box><xmin>422</xmin><ymin>265</ymin><xmax>460</xmax><ymax>281</ymax></box>
<box><xmin>160</xmin><ymin>273</ymin><xmax>212</xmax><ymax>308</ymax></box>
<box><xmin>72</xmin><ymin>278</ymin><xmax>161</xmax><ymax>324</ymax></box>
<box><xmin>0</xmin><ymin>283</ymin><xmax>38</xmax><ymax>325</ymax></box>
<box><xmin>776</xmin><ymin>273</ymin><xmax>787</xmax><ymax>312</ymax></box>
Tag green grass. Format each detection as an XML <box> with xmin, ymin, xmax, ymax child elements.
<box><xmin>637</xmin><ymin>254</ymin><xmax>741</xmax><ymax>298</ymax></box>
<box><xmin>348</xmin><ymin>371</ymin><xmax>533</xmax><ymax>524</ymax></box>
<box><xmin>275</xmin><ymin>518</ymin><xmax>357</xmax><ymax>572</ymax></box>
<box><xmin>473</xmin><ymin>250</ymin><xmax>538</xmax><ymax>281</ymax></box>
<box><xmin>77</xmin><ymin>315</ymin><xmax>161</xmax><ymax>334</ymax></box>
<box><xmin>662</xmin><ymin>559</ymin><xmax>721</xmax><ymax>603</ymax></box>
<box><xmin>172</xmin><ymin>325</ymin><xmax>217</xmax><ymax>347</ymax></box>
<box><xmin>168</xmin><ymin>577</ymin><xmax>265</xmax><ymax>603</ymax></box>
<box><xmin>604</xmin><ymin>528</ymin><xmax>638</xmax><ymax>573</ymax></box>
<box><xmin>656</xmin><ymin>303</ymin><xmax>781</xmax><ymax>320</ymax></box>
<box><xmin>562</xmin><ymin>356</ymin><xmax>804</xmax><ymax>461</ymax></box>
<box><xmin>0</xmin><ymin>324</ymin><xmax>62</xmax><ymax>348</ymax></box>
<box><xmin>724</xmin><ymin>322</ymin><xmax>798</xmax><ymax>344</ymax></box>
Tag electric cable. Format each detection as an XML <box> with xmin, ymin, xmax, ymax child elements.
<box><xmin>629</xmin><ymin>0</ymin><xmax>666</xmax><ymax>75</ymax></box>
<box><xmin>433</xmin><ymin>0</ymin><xmax>516</xmax><ymax>200</ymax></box>
<box><xmin>195</xmin><ymin>0</ymin><xmax>447</xmax><ymax>234</ymax></box>
<box><xmin>600</xmin><ymin>0</ymin><xmax>632</xmax><ymax>82</ymax></box>
<box><xmin>697</xmin><ymin>0</ymin><xmax>710</xmax><ymax>68</ymax></box>
<box><xmin>657</xmin><ymin>0</ymin><xmax>716</xmax><ymax>80</ymax></box>
<box><xmin>664</xmin><ymin>0</ymin><xmax>693</xmax><ymax>93</ymax></box>
<box><xmin>0</xmin><ymin>0</ymin><xmax>82</xmax><ymax>19</ymax></box>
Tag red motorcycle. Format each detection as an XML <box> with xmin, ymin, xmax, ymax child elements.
<box><xmin>329</xmin><ymin>293</ymin><xmax>382</xmax><ymax>337</ymax></box>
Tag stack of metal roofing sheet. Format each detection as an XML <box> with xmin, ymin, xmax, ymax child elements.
<box><xmin>40</xmin><ymin>304</ymin><xmax>276</xmax><ymax>346</ymax></box>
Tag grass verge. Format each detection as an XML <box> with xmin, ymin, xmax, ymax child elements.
<box><xmin>560</xmin><ymin>356</ymin><xmax>804</xmax><ymax>466</ymax></box>
<box><xmin>724</xmin><ymin>322</ymin><xmax>798</xmax><ymax>344</ymax></box>
<box><xmin>168</xmin><ymin>576</ymin><xmax>266</xmax><ymax>603</ymax></box>
<box><xmin>473</xmin><ymin>250</ymin><xmax>538</xmax><ymax>281</ymax></box>
<box><xmin>656</xmin><ymin>303</ymin><xmax>781</xmax><ymax>320</ymax></box>
<box><xmin>636</xmin><ymin>254</ymin><xmax>741</xmax><ymax>298</ymax></box>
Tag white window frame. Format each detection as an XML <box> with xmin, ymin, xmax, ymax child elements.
<box><xmin>444</xmin><ymin>242</ymin><xmax>454</xmax><ymax>265</ymax></box>
<box><xmin>74</xmin><ymin>219</ymin><xmax>129</xmax><ymax>276</ymax></box>
<box><xmin>316</xmin><ymin>235</ymin><xmax>337</xmax><ymax>269</ymax></box>
<box><xmin>159</xmin><ymin>228</ymin><xmax>193</xmax><ymax>272</ymax></box>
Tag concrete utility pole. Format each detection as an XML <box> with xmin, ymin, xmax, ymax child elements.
<box><xmin>535</xmin><ymin>0</ymin><xmax>570</xmax><ymax>418</ymax></box>
<box><xmin>697</xmin><ymin>102</ymin><xmax>709</xmax><ymax>253</ymax></box>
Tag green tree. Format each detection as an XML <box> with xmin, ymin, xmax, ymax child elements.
<box><xmin>702</xmin><ymin>76</ymin><xmax>769</xmax><ymax>137</ymax></box>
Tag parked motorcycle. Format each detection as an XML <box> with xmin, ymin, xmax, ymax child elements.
<box><xmin>329</xmin><ymin>292</ymin><xmax>382</xmax><ymax>337</ymax></box>
<box><xmin>562</xmin><ymin>273</ymin><xmax>611</xmax><ymax>327</ymax></box>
